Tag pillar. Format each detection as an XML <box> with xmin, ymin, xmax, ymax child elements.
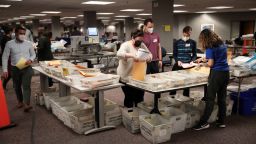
<box><xmin>51</xmin><ymin>16</ymin><xmax>61</xmax><ymax>39</ymax></box>
<box><xmin>125</xmin><ymin>17</ymin><xmax>134</xmax><ymax>40</ymax></box>
<box><xmin>116</xmin><ymin>21</ymin><xmax>125</xmax><ymax>41</ymax></box>
<box><xmin>83</xmin><ymin>11</ymin><xmax>97</xmax><ymax>35</ymax></box>
<box><xmin>32</xmin><ymin>19</ymin><xmax>39</xmax><ymax>36</ymax></box>
<box><xmin>152</xmin><ymin>0</ymin><xmax>174</xmax><ymax>52</ymax></box>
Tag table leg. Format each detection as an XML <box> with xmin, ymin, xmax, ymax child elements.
<box><xmin>84</xmin><ymin>90</ymin><xmax>115</xmax><ymax>135</ymax></box>
<box><xmin>150</xmin><ymin>93</ymin><xmax>161</xmax><ymax>114</ymax></box>
<box><xmin>236</xmin><ymin>78</ymin><xmax>243</xmax><ymax>115</ymax></box>
<box><xmin>40</xmin><ymin>73</ymin><xmax>48</xmax><ymax>92</ymax></box>
<box><xmin>59</xmin><ymin>83</ymin><xmax>71</xmax><ymax>97</ymax></box>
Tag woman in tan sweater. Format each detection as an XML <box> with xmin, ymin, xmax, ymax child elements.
<box><xmin>117</xmin><ymin>30</ymin><xmax>152</xmax><ymax>108</ymax></box>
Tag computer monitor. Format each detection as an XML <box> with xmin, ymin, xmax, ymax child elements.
<box><xmin>88</xmin><ymin>27</ymin><xmax>98</xmax><ymax>36</ymax></box>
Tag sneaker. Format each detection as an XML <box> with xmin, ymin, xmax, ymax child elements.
<box><xmin>216</xmin><ymin>122</ymin><xmax>226</xmax><ymax>128</ymax></box>
<box><xmin>193</xmin><ymin>123</ymin><xmax>210</xmax><ymax>131</ymax></box>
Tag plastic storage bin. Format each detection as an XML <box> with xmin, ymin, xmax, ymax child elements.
<box><xmin>230</xmin><ymin>91</ymin><xmax>256</xmax><ymax>115</ymax></box>
<box><xmin>160</xmin><ymin>107</ymin><xmax>187</xmax><ymax>133</ymax></box>
<box><xmin>105</xmin><ymin>106</ymin><xmax>122</xmax><ymax>126</ymax></box>
<box><xmin>121</xmin><ymin>108</ymin><xmax>148</xmax><ymax>133</ymax></box>
<box><xmin>179</xmin><ymin>104</ymin><xmax>201</xmax><ymax>128</ymax></box>
<box><xmin>139</xmin><ymin>114</ymin><xmax>173</xmax><ymax>144</ymax></box>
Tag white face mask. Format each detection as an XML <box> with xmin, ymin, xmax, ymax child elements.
<box><xmin>182</xmin><ymin>36</ymin><xmax>189</xmax><ymax>41</ymax></box>
<box><xmin>148</xmin><ymin>28</ymin><xmax>153</xmax><ymax>34</ymax></box>
<box><xmin>18</xmin><ymin>34</ymin><xmax>26</xmax><ymax>41</ymax></box>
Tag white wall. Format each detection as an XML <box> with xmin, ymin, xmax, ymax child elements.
<box><xmin>174</xmin><ymin>12</ymin><xmax>256</xmax><ymax>44</ymax></box>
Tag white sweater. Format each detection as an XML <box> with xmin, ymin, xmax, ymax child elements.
<box><xmin>116</xmin><ymin>41</ymin><xmax>152</xmax><ymax>82</ymax></box>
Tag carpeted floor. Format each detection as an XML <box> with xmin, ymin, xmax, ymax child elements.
<box><xmin>1</xmin><ymin>75</ymin><xmax>256</xmax><ymax>144</ymax></box>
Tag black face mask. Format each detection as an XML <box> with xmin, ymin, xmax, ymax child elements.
<box><xmin>134</xmin><ymin>40</ymin><xmax>142</xmax><ymax>47</ymax></box>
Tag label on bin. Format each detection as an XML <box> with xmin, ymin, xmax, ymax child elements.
<box><xmin>159</xmin><ymin>129</ymin><xmax>167</xmax><ymax>137</ymax></box>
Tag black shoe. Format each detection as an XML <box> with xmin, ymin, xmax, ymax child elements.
<box><xmin>193</xmin><ymin>123</ymin><xmax>210</xmax><ymax>131</ymax></box>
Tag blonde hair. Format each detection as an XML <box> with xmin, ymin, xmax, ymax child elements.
<box><xmin>199</xmin><ymin>29</ymin><xmax>223</xmax><ymax>50</ymax></box>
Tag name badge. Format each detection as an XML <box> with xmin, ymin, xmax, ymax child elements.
<box><xmin>153</xmin><ymin>39</ymin><xmax>158</xmax><ymax>43</ymax></box>
<box><xmin>185</xmin><ymin>43</ymin><xmax>190</xmax><ymax>47</ymax></box>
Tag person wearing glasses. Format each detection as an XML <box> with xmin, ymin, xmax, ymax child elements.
<box><xmin>2</xmin><ymin>25</ymin><xmax>36</xmax><ymax>112</ymax></box>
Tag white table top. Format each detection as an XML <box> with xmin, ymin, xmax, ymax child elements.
<box><xmin>166</xmin><ymin>53</ymin><xmax>205</xmax><ymax>58</ymax></box>
<box><xmin>33</xmin><ymin>66</ymin><xmax>122</xmax><ymax>92</ymax></box>
<box><xmin>127</xmin><ymin>82</ymin><xmax>207</xmax><ymax>93</ymax></box>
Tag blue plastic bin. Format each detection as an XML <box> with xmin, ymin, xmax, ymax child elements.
<box><xmin>230</xmin><ymin>90</ymin><xmax>256</xmax><ymax>116</ymax></box>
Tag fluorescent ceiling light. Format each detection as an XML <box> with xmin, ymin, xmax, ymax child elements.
<box><xmin>6</xmin><ymin>0</ymin><xmax>22</xmax><ymax>1</ymax></box>
<box><xmin>196</xmin><ymin>11</ymin><xmax>216</xmax><ymax>14</ymax></box>
<box><xmin>249</xmin><ymin>8</ymin><xmax>256</xmax><ymax>11</ymax></box>
<box><xmin>0</xmin><ymin>5</ymin><xmax>11</xmax><ymax>8</ymax></box>
<box><xmin>26</xmin><ymin>21</ymin><xmax>33</xmax><ymax>24</ymax></box>
<box><xmin>77</xmin><ymin>15</ymin><xmax>83</xmax><ymax>17</ymax></box>
<box><xmin>41</xmin><ymin>11</ymin><xmax>61</xmax><ymax>14</ymax></box>
<box><xmin>115</xmin><ymin>15</ymin><xmax>129</xmax><ymax>17</ymax></box>
<box><xmin>174</xmin><ymin>4</ymin><xmax>184</xmax><ymax>7</ymax></box>
<box><xmin>97</xmin><ymin>13</ymin><xmax>114</xmax><ymax>15</ymax></box>
<box><xmin>82</xmin><ymin>1</ymin><xmax>115</xmax><ymax>5</ymax></box>
<box><xmin>136</xmin><ymin>13</ymin><xmax>152</xmax><ymax>16</ymax></box>
<box><xmin>30</xmin><ymin>14</ymin><xmax>47</xmax><ymax>16</ymax></box>
<box><xmin>174</xmin><ymin>10</ymin><xmax>188</xmax><ymax>13</ymax></box>
<box><xmin>207</xmin><ymin>6</ymin><xmax>233</xmax><ymax>9</ymax></box>
<box><xmin>20</xmin><ymin>16</ymin><xmax>35</xmax><ymax>18</ymax></box>
<box><xmin>40</xmin><ymin>19</ymin><xmax>51</xmax><ymax>22</ymax></box>
<box><xmin>97</xmin><ymin>17</ymin><xmax>110</xmax><ymax>19</ymax></box>
<box><xmin>115</xmin><ymin>19</ymin><xmax>125</xmax><ymax>21</ymax></box>
<box><xmin>62</xmin><ymin>17</ymin><xmax>76</xmax><ymax>19</ymax></box>
<box><xmin>120</xmin><ymin>9</ymin><xmax>144</xmax><ymax>12</ymax></box>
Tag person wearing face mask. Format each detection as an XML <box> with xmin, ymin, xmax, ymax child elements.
<box><xmin>170</xmin><ymin>26</ymin><xmax>197</xmax><ymax>97</ymax></box>
<box><xmin>143</xmin><ymin>18</ymin><xmax>162</xmax><ymax>74</ymax></box>
<box><xmin>117</xmin><ymin>30</ymin><xmax>152</xmax><ymax>108</ymax></box>
<box><xmin>2</xmin><ymin>25</ymin><xmax>36</xmax><ymax>112</ymax></box>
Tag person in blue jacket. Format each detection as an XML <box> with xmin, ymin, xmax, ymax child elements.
<box><xmin>193</xmin><ymin>29</ymin><xmax>229</xmax><ymax>130</ymax></box>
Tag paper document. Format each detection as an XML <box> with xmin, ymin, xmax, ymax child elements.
<box><xmin>16</xmin><ymin>57</ymin><xmax>29</xmax><ymax>70</ymax></box>
<box><xmin>181</xmin><ymin>63</ymin><xmax>197</xmax><ymax>69</ymax></box>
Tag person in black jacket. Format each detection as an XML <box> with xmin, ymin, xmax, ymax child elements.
<box><xmin>37</xmin><ymin>32</ymin><xmax>54</xmax><ymax>87</ymax></box>
<box><xmin>1</xmin><ymin>26</ymin><xmax>12</xmax><ymax>90</ymax></box>
<box><xmin>170</xmin><ymin>26</ymin><xmax>197</xmax><ymax>97</ymax></box>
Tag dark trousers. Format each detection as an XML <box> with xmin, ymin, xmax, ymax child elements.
<box><xmin>2</xmin><ymin>75</ymin><xmax>11</xmax><ymax>89</ymax></box>
<box><xmin>147</xmin><ymin>61</ymin><xmax>159</xmax><ymax>74</ymax></box>
<box><xmin>121</xmin><ymin>85</ymin><xmax>144</xmax><ymax>108</ymax></box>
<box><xmin>200</xmin><ymin>70</ymin><xmax>229</xmax><ymax>124</ymax></box>
<box><xmin>11</xmin><ymin>66</ymin><xmax>33</xmax><ymax>104</ymax></box>
<box><xmin>169</xmin><ymin>63</ymin><xmax>190</xmax><ymax>96</ymax></box>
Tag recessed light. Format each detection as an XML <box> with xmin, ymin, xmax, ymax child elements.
<box><xmin>120</xmin><ymin>9</ymin><xmax>144</xmax><ymax>12</ymax></box>
<box><xmin>196</xmin><ymin>11</ymin><xmax>216</xmax><ymax>14</ymax></box>
<box><xmin>136</xmin><ymin>13</ymin><xmax>152</xmax><ymax>16</ymax></box>
<box><xmin>82</xmin><ymin>1</ymin><xmax>115</xmax><ymax>5</ymax></box>
<box><xmin>249</xmin><ymin>8</ymin><xmax>256</xmax><ymax>11</ymax></box>
<box><xmin>174</xmin><ymin>4</ymin><xmax>184</xmax><ymax>7</ymax></box>
<box><xmin>207</xmin><ymin>6</ymin><xmax>233</xmax><ymax>9</ymax></box>
<box><xmin>97</xmin><ymin>13</ymin><xmax>114</xmax><ymax>15</ymax></box>
<box><xmin>115</xmin><ymin>15</ymin><xmax>129</xmax><ymax>18</ymax></box>
<box><xmin>174</xmin><ymin>10</ymin><xmax>188</xmax><ymax>13</ymax></box>
<box><xmin>0</xmin><ymin>5</ymin><xmax>11</xmax><ymax>8</ymax></box>
<box><xmin>41</xmin><ymin>11</ymin><xmax>61</xmax><ymax>14</ymax></box>
<box><xmin>30</xmin><ymin>14</ymin><xmax>47</xmax><ymax>16</ymax></box>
